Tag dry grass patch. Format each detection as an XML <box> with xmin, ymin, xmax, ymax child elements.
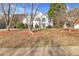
<box><xmin>0</xmin><ymin>28</ymin><xmax>79</xmax><ymax>47</ymax></box>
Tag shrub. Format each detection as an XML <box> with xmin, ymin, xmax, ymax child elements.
<box><xmin>46</xmin><ymin>25</ymin><xmax>52</xmax><ymax>28</ymax></box>
<box><xmin>54</xmin><ymin>25</ymin><xmax>62</xmax><ymax>28</ymax></box>
<box><xmin>35</xmin><ymin>24</ymin><xmax>39</xmax><ymax>28</ymax></box>
<box><xmin>16</xmin><ymin>22</ymin><xmax>25</xmax><ymax>29</ymax></box>
<box><xmin>24</xmin><ymin>24</ymin><xmax>28</xmax><ymax>28</ymax></box>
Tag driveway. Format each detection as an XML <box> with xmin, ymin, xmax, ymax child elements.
<box><xmin>0</xmin><ymin>46</ymin><xmax>79</xmax><ymax>56</ymax></box>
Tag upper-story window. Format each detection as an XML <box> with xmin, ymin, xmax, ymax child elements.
<box><xmin>35</xmin><ymin>17</ymin><xmax>40</xmax><ymax>21</ymax></box>
<box><xmin>48</xmin><ymin>19</ymin><xmax>51</xmax><ymax>22</ymax></box>
<box><xmin>42</xmin><ymin>17</ymin><xmax>46</xmax><ymax>22</ymax></box>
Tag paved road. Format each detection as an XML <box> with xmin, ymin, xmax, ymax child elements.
<box><xmin>0</xmin><ymin>46</ymin><xmax>79</xmax><ymax>56</ymax></box>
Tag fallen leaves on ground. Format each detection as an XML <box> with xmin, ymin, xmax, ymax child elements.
<box><xmin>0</xmin><ymin>28</ymin><xmax>79</xmax><ymax>48</ymax></box>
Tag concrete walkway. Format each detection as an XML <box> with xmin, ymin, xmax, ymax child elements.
<box><xmin>0</xmin><ymin>29</ymin><xmax>18</xmax><ymax>31</ymax></box>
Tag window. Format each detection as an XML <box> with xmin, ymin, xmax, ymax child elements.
<box><xmin>42</xmin><ymin>17</ymin><xmax>46</xmax><ymax>27</ymax></box>
<box><xmin>35</xmin><ymin>17</ymin><xmax>40</xmax><ymax>21</ymax></box>
<box><xmin>42</xmin><ymin>18</ymin><xmax>46</xmax><ymax>22</ymax></box>
<box><xmin>48</xmin><ymin>19</ymin><xmax>51</xmax><ymax>22</ymax></box>
<box><xmin>42</xmin><ymin>23</ymin><xmax>45</xmax><ymax>27</ymax></box>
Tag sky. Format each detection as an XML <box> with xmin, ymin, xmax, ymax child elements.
<box><xmin>16</xmin><ymin>3</ymin><xmax>50</xmax><ymax>14</ymax></box>
<box><xmin>0</xmin><ymin>3</ymin><xmax>79</xmax><ymax>14</ymax></box>
<box><xmin>16</xmin><ymin>3</ymin><xmax>79</xmax><ymax>14</ymax></box>
<box><xmin>66</xmin><ymin>3</ymin><xmax>79</xmax><ymax>11</ymax></box>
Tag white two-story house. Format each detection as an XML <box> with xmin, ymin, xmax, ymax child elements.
<box><xmin>23</xmin><ymin>12</ymin><xmax>53</xmax><ymax>28</ymax></box>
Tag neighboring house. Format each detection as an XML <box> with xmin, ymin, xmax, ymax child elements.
<box><xmin>0</xmin><ymin>14</ymin><xmax>26</xmax><ymax>29</ymax></box>
<box><xmin>63</xmin><ymin>17</ymin><xmax>75</xmax><ymax>29</ymax></box>
<box><xmin>63</xmin><ymin>17</ymin><xmax>79</xmax><ymax>29</ymax></box>
<box><xmin>0</xmin><ymin>16</ymin><xmax>6</xmax><ymax>29</ymax></box>
<box><xmin>13</xmin><ymin>14</ymin><xmax>26</xmax><ymax>23</ymax></box>
<box><xmin>73</xmin><ymin>18</ymin><xmax>79</xmax><ymax>29</ymax></box>
<box><xmin>23</xmin><ymin>12</ymin><xmax>53</xmax><ymax>28</ymax></box>
<box><xmin>10</xmin><ymin>14</ymin><xmax>26</xmax><ymax>28</ymax></box>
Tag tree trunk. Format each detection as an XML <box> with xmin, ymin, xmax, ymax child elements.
<box><xmin>7</xmin><ymin>4</ymin><xmax>17</xmax><ymax>31</ymax></box>
<box><xmin>7</xmin><ymin>25</ymin><xmax>10</xmax><ymax>31</ymax></box>
<box><xmin>28</xmin><ymin>3</ymin><xmax>33</xmax><ymax>32</ymax></box>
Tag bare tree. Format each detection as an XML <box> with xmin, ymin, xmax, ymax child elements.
<box><xmin>7</xmin><ymin>4</ymin><xmax>17</xmax><ymax>31</ymax></box>
<box><xmin>23</xmin><ymin>3</ymin><xmax>39</xmax><ymax>32</ymax></box>
<box><xmin>0</xmin><ymin>3</ymin><xmax>17</xmax><ymax>31</ymax></box>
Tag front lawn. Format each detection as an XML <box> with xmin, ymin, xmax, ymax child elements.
<box><xmin>0</xmin><ymin>28</ymin><xmax>79</xmax><ymax>48</ymax></box>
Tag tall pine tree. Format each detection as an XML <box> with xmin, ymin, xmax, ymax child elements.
<box><xmin>48</xmin><ymin>3</ymin><xmax>67</xmax><ymax>27</ymax></box>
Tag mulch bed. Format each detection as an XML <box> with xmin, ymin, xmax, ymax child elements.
<box><xmin>0</xmin><ymin>28</ymin><xmax>79</xmax><ymax>37</ymax></box>
<box><xmin>0</xmin><ymin>29</ymin><xmax>19</xmax><ymax>36</ymax></box>
<box><xmin>64</xmin><ymin>28</ymin><xmax>79</xmax><ymax>32</ymax></box>
<box><xmin>20</xmin><ymin>31</ymin><xmax>33</xmax><ymax>36</ymax></box>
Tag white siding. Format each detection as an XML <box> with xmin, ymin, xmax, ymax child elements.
<box><xmin>22</xmin><ymin>12</ymin><xmax>53</xmax><ymax>28</ymax></box>
<box><xmin>74</xmin><ymin>24</ymin><xmax>79</xmax><ymax>29</ymax></box>
<box><xmin>23</xmin><ymin>18</ymin><xmax>27</xmax><ymax>24</ymax></box>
